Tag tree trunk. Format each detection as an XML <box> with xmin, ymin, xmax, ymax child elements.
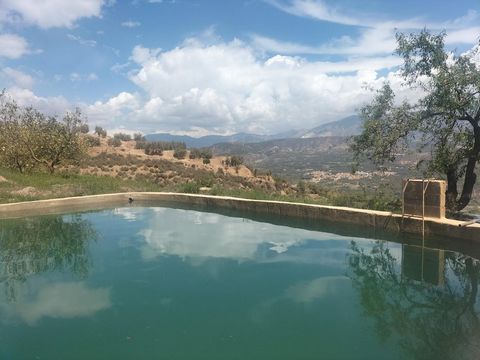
<box><xmin>456</xmin><ymin>157</ymin><xmax>477</xmax><ymax>211</ymax></box>
<box><xmin>447</xmin><ymin>118</ymin><xmax>480</xmax><ymax>211</ymax></box>
<box><xmin>455</xmin><ymin>124</ymin><xmax>480</xmax><ymax>211</ymax></box>
<box><xmin>446</xmin><ymin>168</ymin><xmax>458</xmax><ymax>211</ymax></box>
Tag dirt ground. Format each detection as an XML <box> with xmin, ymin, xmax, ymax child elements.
<box><xmin>88</xmin><ymin>138</ymin><xmax>254</xmax><ymax>178</ymax></box>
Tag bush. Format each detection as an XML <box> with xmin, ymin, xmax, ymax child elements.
<box><xmin>225</xmin><ymin>155</ymin><xmax>244</xmax><ymax>167</ymax></box>
<box><xmin>142</xmin><ymin>141</ymin><xmax>186</xmax><ymax>155</ymax></box>
<box><xmin>84</xmin><ymin>135</ymin><xmax>101</xmax><ymax>147</ymax></box>
<box><xmin>113</xmin><ymin>133</ymin><xmax>132</xmax><ymax>141</ymax></box>
<box><xmin>189</xmin><ymin>148</ymin><xmax>212</xmax><ymax>160</ymax></box>
<box><xmin>107</xmin><ymin>138</ymin><xmax>122</xmax><ymax>147</ymax></box>
<box><xmin>133</xmin><ymin>133</ymin><xmax>145</xmax><ymax>142</ymax></box>
<box><xmin>203</xmin><ymin>158</ymin><xmax>210</xmax><ymax>164</ymax></box>
<box><xmin>94</xmin><ymin>126</ymin><xmax>107</xmax><ymax>137</ymax></box>
<box><xmin>180</xmin><ymin>182</ymin><xmax>200</xmax><ymax>194</ymax></box>
<box><xmin>173</xmin><ymin>149</ymin><xmax>187</xmax><ymax>159</ymax></box>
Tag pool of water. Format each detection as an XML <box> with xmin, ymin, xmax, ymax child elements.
<box><xmin>1</xmin><ymin>205</ymin><xmax>479</xmax><ymax>359</ymax></box>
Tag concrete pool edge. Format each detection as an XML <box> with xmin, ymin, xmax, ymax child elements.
<box><xmin>0</xmin><ymin>192</ymin><xmax>478</xmax><ymax>241</ymax></box>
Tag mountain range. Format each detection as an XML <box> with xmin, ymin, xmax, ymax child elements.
<box><xmin>146</xmin><ymin>115</ymin><xmax>362</xmax><ymax>148</ymax></box>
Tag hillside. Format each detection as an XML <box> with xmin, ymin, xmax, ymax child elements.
<box><xmin>299</xmin><ymin>115</ymin><xmax>362</xmax><ymax>138</ymax></box>
<box><xmin>145</xmin><ymin>115</ymin><xmax>361</xmax><ymax>148</ymax></box>
<box><xmin>211</xmin><ymin>136</ymin><xmax>355</xmax><ymax>179</ymax></box>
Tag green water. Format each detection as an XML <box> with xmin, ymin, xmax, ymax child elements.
<box><xmin>0</xmin><ymin>206</ymin><xmax>479</xmax><ymax>360</ymax></box>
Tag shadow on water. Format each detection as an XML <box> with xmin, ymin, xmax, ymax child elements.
<box><xmin>0</xmin><ymin>215</ymin><xmax>97</xmax><ymax>301</ymax></box>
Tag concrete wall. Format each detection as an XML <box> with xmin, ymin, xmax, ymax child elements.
<box><xmin>0</xmin><ymin>192</ymin><xmax>478</xmax><ymax>241</ymax></box>
<box><xmin>403</xmin><ymin>179</ymin><xmax>446</xmax><ymax>218</ymax></box>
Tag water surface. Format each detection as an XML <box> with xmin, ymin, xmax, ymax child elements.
<box><xmin>0</xmin><ymin>206</ymin><xmax>479</xmax><ymax>359</ymax></box>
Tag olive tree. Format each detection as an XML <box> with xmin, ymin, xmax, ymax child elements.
<box><xmin>0</xmin><ymin>92</ymin><xmax>88</xmax><ymax>173</ymax></box>
<box><xmin>0</xmin><ymin>95</ymin><xmax>34</xmax><ymax>172</ymax></box>
<box><xmin>21</xmin><ymin>107</ymin><xmax>87</xmax><ymax>173</ymax></box>
<box><xmin>351</xmin><ymin>30</ymin><xmax>480</xmax><ymax>211</ymax></box>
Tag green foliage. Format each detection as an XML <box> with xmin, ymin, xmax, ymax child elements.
<box><xmin>78</xmin><ymin>123</ymin><xmax>89</xmax><ymax>134</ymax></box>
<box><xmin>84</xmin><ymin>134</ymin><xmax>101</xmax><ymax>147</ymax></box>
<box><xmin>179</xmin><ymin>181</ymin><xmax>200</xmax><ymax>193</ymax></box>
<box><xmin>113</xmin><ymin>132</ymin><xmax>132</xmax><ymax>141</ymax></box>
<box><xmin>94</xmin><ymin>126</ymin><xmax>107</xmax><ymax>137</ymax></box>
<box><xmin>141</xmin><ymin>141</ymin><xmax>186</xmax><ymax>155</ymax></box>
<box><xmin>133</xmin><ymin>133</ymin><xmax>145</xmax><ymax>142</ymax></box>
<box><xmin>0</xmin><ymin>94</ymin><xmax>88</xmax><ymax>174</ymax></box>
<box><xmin>189</xmin><ymin>148</ymin><xmax>213</xmax><ymax>160</ymax></box>
<box><xmin>351</xmin><ymin>29</ymin><xmax>480</xmax><ymax>211</ymax></box>
<box><xmin>225</xmin><ymin>155</ymin><xmax>244</xmax><ymax>167</ymax></box>
<box><xmin>107</xmin><ymin>137</ymin><xmax>122</xmax><ymax>147</ymax></box>
<box><xmin>173</xmin><ymin>148</ymin><xmax>187</xmax><ymax>159</ymax></box>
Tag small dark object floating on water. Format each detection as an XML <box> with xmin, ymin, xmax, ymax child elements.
<box><xmin>128</xmin><ymin>197</ymin><xmax>134</xmax><ymax>203</ymax></box>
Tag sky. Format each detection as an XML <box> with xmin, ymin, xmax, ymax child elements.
<box><xmin>0</xmin><ymin>0</ymin><xmax>479</xmax><ymax>136</ymax></box>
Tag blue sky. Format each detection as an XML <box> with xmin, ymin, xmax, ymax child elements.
<box><xmin>0</xmin><ymin>0</ymin><xmax>479</xmax><ymax>135</ymax></box>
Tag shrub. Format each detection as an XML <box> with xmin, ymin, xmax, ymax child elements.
<box><xmin>133</xmin><ymin>133</ymin><xmax>145</xmax><ymax>142</ymax></box>
<box><xmin>225</xmin><ymin>155</ymin><xmax>244</xmax><ymax>167</ymax></box>
<box><xmin>113</xmin><ymin>133</ymin><xmax>132</xmax><ymax>141</ymax></box>
<box><xmin>173</xmin><ymin>149</ymin><xmax>187</xmax><ymax>159</ymax></box>
<box><xmin>94</xmin><ymin>126</ymin><xmax>107</xmax><ymax>137</ymax></box>
<box><xmin>180</xmin><ymin>182</ymin><xmax>200</xmax><ymax>194</ymax></box>
<box><xmin>84</xmin><ymin>135</ymin><xmax>101</xmax><ymax>147</ymax></box>
<box><xmin>143</xmin><ymin>141</ymin><xmax>186</xmax><ymax>155</ymax></box>
<box><xmin>107</xmin><ymin>138</ymin><xmax>122</xmax><ymax>147</ymax></box>
<box><xmin>190</xmin><ymin>148</ymin><xmax>213</xmax><ymax>160</ymax></box>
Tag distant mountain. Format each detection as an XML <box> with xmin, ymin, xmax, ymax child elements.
<box><xmin>145</xmin><ymin>115</ymin><xmax>363</xmax><ymax>148</ymax></box>
<box><xmin>145</xmin><ymin>131</ymin><xmax>297</xmax><ymax>148</ymax></box>
<box><xmin>300</xmin><ymin>115</ymin><xmax>362</xmax><ymax>138</ymax></box>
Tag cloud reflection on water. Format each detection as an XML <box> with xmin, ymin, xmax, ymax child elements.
<box><xmin>1</xmin><ymin>282</ymin><xmax>111</xmax><ymax>326</ymax></box>
<box><xmin>135</xmin><ymin>208</ymin><xmax>350</xmax><ymax>262</ymax></box>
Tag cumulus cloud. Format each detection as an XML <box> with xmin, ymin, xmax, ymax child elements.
<box><xmin>85</xmin><ymin>91</ymin><xmax>141</xmax><ymax>127</ymax></box>
<box><xmin>5</xmin><ymin>87</ymin><xmax>71</xmax><ymax>116</ymax></box>
<box><xmin>2</xmin><ymin>32</ymin><xmax>420</xmax><ymax>134</ymax></box>
<box><xmin>0</xmin><ymin>0</ymin><xmax>108</xmax><ymax>29</ymax></box>
<box><xmin>0</xmin><ymin>34</ymin><xmax>31</xmax><ymax>59</ymax></box>
<box><xmin>110</xmin><ymin>38</ymin><xmax>409</xmax><ymax>134</ymax></box>
<box><xmin>1</xmin><ymin>67</ymin><xmax>34</xmax><ymax>89</ymax></box>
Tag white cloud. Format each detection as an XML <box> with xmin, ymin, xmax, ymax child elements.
<box><xmin>266</xmin><ymin>0</ymin><xmax>368</xmax><ymax>26</ymax></box>
<box><xmin>0</xmin><ymin>0</ymin><xmax>108</xmax><ymax>29</ymax></box>
<box><xmin>85</xmin><ymin>91</ymin><xmax>141</xmax><ymax>127</ymax></box>
<box><xmin>67</xmin><ymin>34</ymin><xmax>97</xmax><ymax>47</ymax></box>
<box><xmin>2</xmin><ymin>32</ymin><xmax>421</xmax><ymax>134</ymax></box>
<box><xmin>5</xmin><ymin>87</ymin><xmax>71</xmax><ymax>116</ymax></box>
<box><xmin>0</xmin><ymin>34</ymin><xmax>30</xmax><ymax>58</ymax></box>
<box><xmin>252</xmin><ymin>27</ymin><xmax>398</xmax><ymax>56</ymax></box>
<box><xmin>1</xmin><ymin>67</ymin><xmax>34</xmax><ymax>89</ymax></box>
<box><xmin>70</xmin><ymin>72</ymin><xmax>99</xmax><ymax>82</ymax></box>
<box><xmin>112</xmin><ymin>39</ymin><xmax>409</xmax><ymax>134</ymax></box>
<box><xmin>122</xmin><ymin>20</ymin><xmax>141</xmax><ymax>28</ymax></box>
<box><xmin>267</xmin><ymin>0</ymin><xmax>479</xmax><ymax>31</ymax></box>
<box><xmin>446</xmin><ymin>27</ymin><xmax>480</xmax><ymax>45</ymax></box>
